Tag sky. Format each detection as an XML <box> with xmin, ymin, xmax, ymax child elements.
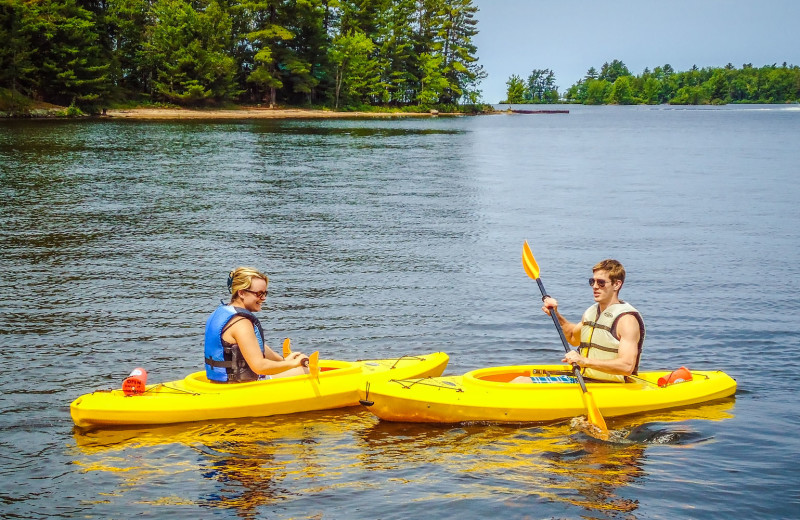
<box><xmin>472</xmin><ymin>0</ymin><xmax>800</xmax><ymax>103</ymax></box>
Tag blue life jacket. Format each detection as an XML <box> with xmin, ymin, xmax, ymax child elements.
<box><xmin>204</xmin><ymin>303</ymin><xmax>265</xmax><ymax>382</ymax></box>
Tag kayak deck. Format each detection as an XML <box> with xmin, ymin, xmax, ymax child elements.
<box><xmin>359</xmin><ymin>364</ymin><xmax>737</xmax><ymax>424</ymax></box>
<box><xmin>71</xmin><ymin>352</ymin><xmax>448</xmax><ymax>429</ymax></box>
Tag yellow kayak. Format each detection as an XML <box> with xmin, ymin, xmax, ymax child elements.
<box><xmin>358</xmin><ymin>364</ymin><xmax>737</xmax><ymax>423</ymax></box>
<box><xmin>71</xmin><ymin>352</ymin><xmax>448</xmax><ymax>429</ymax></box>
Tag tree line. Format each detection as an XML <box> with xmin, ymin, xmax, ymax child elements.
<box><xmin>504</xmin><ymin>60</ymin><xmax>800</xmax><ymax>105</ymax></box>
<box><xmin>0</xmin><ymin>0</ymin><xmax>486</xmax><ymax>113</ymax></box>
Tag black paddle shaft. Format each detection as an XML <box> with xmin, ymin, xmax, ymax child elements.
<box><xmin>535</xmin><ymin>278</ymin><xmax>590</xmax><ymax>393</ymax></box>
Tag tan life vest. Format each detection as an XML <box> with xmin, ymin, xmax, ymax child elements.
<box><xmin>579</xmin><ymin>301</ymin><xmax>646</xmax><ymax>382</ymax></box>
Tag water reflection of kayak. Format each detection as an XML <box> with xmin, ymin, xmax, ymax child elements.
<box><xmin>70</xmin><ymin>352</ymin><xmax>448</xmax><ymax>430</ymax></box>
<box><xmin>359</xmin><ymin>364</ymin><xmax>736</xmax><ymax>424</ymax></box>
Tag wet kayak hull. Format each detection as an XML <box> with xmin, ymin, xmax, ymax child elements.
<box><xmin>71</xmin><ymin>352</ymin><xmax>448</xmax><ymax>429</ymax></box>
<box><xmin>359</xmin><ymin>364</ymin><xmax>737</xmax><ymax>423</ymax></box>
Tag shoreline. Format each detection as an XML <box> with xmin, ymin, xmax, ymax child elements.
<box><xmin>1</xmin><ymin>105</ymin><xmax>492</xmax><ymax>120</ymax></box>
<box><xmin>104</xmin><ymin>107</ymin><xmax>463</xmax><ymax>120</ymax></box>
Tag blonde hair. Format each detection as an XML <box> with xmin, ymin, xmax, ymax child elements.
<box><xmin>227</xmin><ymin>267</ymin><xmax>268</xmax><ymax>302</ymax></box>
<box><xmin>593</xmin><ymin>259</ymin><xmax>626</xmax><ymax>287</ymax></box>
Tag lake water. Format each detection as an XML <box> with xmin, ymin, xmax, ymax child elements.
<box><xmin>1</xmin><ymin>104</ymin><xmax>799</xmax><ymax>518</ymax></box>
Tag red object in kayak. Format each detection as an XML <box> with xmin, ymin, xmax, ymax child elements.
<box><xmin>658</xmin><ymin>366</ymin><xmax>692</xmax><ymax>387</ymax></box>
<box><xmin>122</xmin><ymin>367</ymin><xmax>148</xmax><ymax>396</ymax></box>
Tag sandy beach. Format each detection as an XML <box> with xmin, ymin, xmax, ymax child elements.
<box><xmin>105</xmin><ymin>107</ymin><xmax>450</xmax><ymax>119</ymax></box>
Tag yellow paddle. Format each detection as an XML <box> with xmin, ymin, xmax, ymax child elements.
<box><xmin>307</xmin><ymin>351</ymin><xmax>320</xmax><ymax>382</ymax></box>
<box><xmin>522</xmin><ymin>240</ymin><xmax>609</xmax><ymax>439</ymax></box>
<box><xmin>282</xmin><ymin>338</ymin><xmax>319</xmax><ymax>381</ymax></box>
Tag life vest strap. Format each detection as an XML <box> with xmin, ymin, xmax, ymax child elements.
<box><xmin>580</xmin><ymin>341</ymin><xmax>618</xmax><ymax>354</ymax></box>
<box><xmin>205</xmin><ymin>356</ymin><xmax>233</xmax><ymax>368</ymax></box>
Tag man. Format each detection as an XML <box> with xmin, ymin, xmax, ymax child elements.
<box><xmin>524</xmin><ymin>259</ymin><xmax>645</xmax><ymax>383</ymax></box>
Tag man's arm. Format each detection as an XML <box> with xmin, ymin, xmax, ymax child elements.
<box><xmin>542</xmin><ymin>297</ymin><xmax>581</xmax><ymax>346</ymax></box>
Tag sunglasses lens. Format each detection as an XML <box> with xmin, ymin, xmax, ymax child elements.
<box><xmin>589</xmin><ymin>278</ymin><xmax>607</xmax><ymax>288</ymax></box>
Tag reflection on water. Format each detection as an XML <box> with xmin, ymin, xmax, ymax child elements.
<box><xmin>71</xmin><ymin>399</ymin><xmax>735</xmax><ymax>517</ymax></box>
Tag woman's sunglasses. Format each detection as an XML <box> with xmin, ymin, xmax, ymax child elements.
<box><xmin>242</xmin><ymin>289</ymin><xmax>268</xmax><ymax>299</ymax></box>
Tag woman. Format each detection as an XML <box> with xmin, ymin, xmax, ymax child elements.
<box><xmin>204</xmin><ymin>267</ymin><xmax>309</xmax><ymax>383</ymax></box>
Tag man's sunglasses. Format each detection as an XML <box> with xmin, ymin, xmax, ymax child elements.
<box><xmin>589</xmin><ymin>278</ymin><xmax>611</xmax><ymax>288</ymax></box>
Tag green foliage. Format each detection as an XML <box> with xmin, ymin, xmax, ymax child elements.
<box><xmin>1</xmin><ymin>0</ymin><xmax>111</xmax><ymax>111</ymax></box>
<box><xmin>61</xmin><ymin>102</ymin><xmax>85</xmax><ymax>116</ymax></box>
<box><xmin>607</xmin><ymin>76</ymin><xmax>635</xmax><ymax>104</ymax></box>
<box><xmin>524</xmin><ymin>69</ymin><xmax>558</xmax><ymax>103</ymax></box>
<box><xmin>0</xmin><ymin>0</ymin><xmax>37</xmax><ymax>98</ymax></box>
<box><xmin>329</xmin><ymin>30</ymin><xmax>379</xmax><ymax>109</ymax></box>
<box><xmin>0</xmin><ymin>0</ymin><xmax>485</xmax><ymax>110</ymax></box>
<box><xmin>276</xmin><ymin>0</ymin><xmax>329</xmax><ymax>105</ymax></box>
<box><xmin>0</xmin><ymin>87</ymin><xmax>31</xmax><ymax>112</ymax></box>
<box><xmin>640</xmin><ymin>76</ymin><xmax>661</xmax><ymax>104</ymax></box>
<box><xmin>105</xmin><ymin>0</ymin><xmax>151</xmax><ymax>97</ymax></box>
<box><xmin>243</xmin><ymin>0</ymin><xmax>296</xmax><ymax>106</ymax></box>
<box><xmin>7</xmin><ymin>0</ymin><xmax>799</xmax><ymax>111</ymax></box>
<box><xmin>143</xmin><ymin>0</ymin><xmax>239</xmax><ymax>105</ymax></box>
<box><xmin>503</xmin><ymin>69</ymin><xmax>558</xmax><ymax>103</ymax></box>
<box><xmin>503</xmin><ymin>74</ymin><xmax>525</xmax><ymax>103</ymax></box>
<box><xmin>562</xmin><ymin>60</ymin><xmax>800</xmax><ymax>105</ymax></box>
<box><xmin>374</xmin><ymin>0</ymin><xmax>419</xmax><ymax>105</ymax></box>
<box><xmin>432</xmin><ymin>0</ymin><xmax>485</xmax><ymax>105</ymax></box>
<box><xmin>418</xmin><ymin>52</ymin><xmax>450</xmax><ymax>106</ymax></box>
<box><xmin>585</xmin><ymin>79</ymin><xmax>610</xmax><ymax>105</ymax></box>
<box><xmin>599</xmin><ymin>59</ymin><xmax>631</xmax><ymax>83</ymax></box>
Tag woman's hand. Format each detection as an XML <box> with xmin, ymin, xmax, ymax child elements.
<box><xmin>285</xmin><ymin>351</ymin><xmax>309</xmax><ymax>368</ymax></box>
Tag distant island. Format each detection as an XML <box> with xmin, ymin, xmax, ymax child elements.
<box><xmin>502</xmin><ymin>60</ymin><xmax>800</xmax><ymax>105</ymax></box>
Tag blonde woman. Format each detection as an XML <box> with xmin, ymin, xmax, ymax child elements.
<box><xmin>204</xmin><ymin>267</ymin><xmax>309</xmax><ymax>383</ymax></box>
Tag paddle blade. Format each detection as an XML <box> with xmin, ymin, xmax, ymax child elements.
<box><xmin>583</xmin><ymin>392</ymin><xmax>610</xmax><ymax>440</ymax></box>
<box><xmin>522</xmin><ymin>240</ymin><xmax>540</xmax><ymax>280</ymax></box>
<box><xmin>308</xmin><ymin>351</ymin><xmax>320</xmax><ymax>382</ymax></box>
<box><xmin>282</xmin><ymin>338</ymin><xmax>291</xmax><ymax>358</ymax></box>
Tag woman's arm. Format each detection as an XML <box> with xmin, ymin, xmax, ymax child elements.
<box><xmin>226</xmin><ymin>319</ymin><xmax>307</xmax><ymax>375</ymax></box>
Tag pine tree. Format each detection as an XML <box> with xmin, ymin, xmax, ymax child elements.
<box><xmin>0</xmin><ymin>0</ymin><xmax>37</xmax><ymax>105</ymax></box>
<box><xmin>429</xmin><ymin>0</ymin><xmax>484</xmax><ymax>105</ymax></box>
<box><xmin>243</xmin><ymin>0</ymin><xmax>293</xmax><ymax>106</ymax></box>
<box><xmin>25</xmin><ymin>0</ymin><xmax>110</xmax><ymax>110</ymax></box>
<box><xmin>105</xmin><ymin>0</ymin><xmax>151</xmax><ymax>98</ymax></box>
<box><xmin>503</xmin><ymin>74</ymin><xmax>525</xmax><ymax>104</ymax></box>
<box><xmin>143</xmin><ymin>0</ymin><xmax>238</xmax><ymax>104</ymax></box>
<box><xmin>328</xmin><ymin>29</ymin><xmax>378</xmax><ymax>108</ymax></box>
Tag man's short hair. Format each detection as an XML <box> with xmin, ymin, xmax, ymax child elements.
<box><xmin>593</xmin><ymin>259</ymin><xmax>626</xmax><ymax>286</ymax></box>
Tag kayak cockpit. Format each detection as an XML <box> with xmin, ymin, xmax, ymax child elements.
<box><xmin>181</xmin><ymin>359</ymin><xmax>361</xmax><ymax>392</ymax></box>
